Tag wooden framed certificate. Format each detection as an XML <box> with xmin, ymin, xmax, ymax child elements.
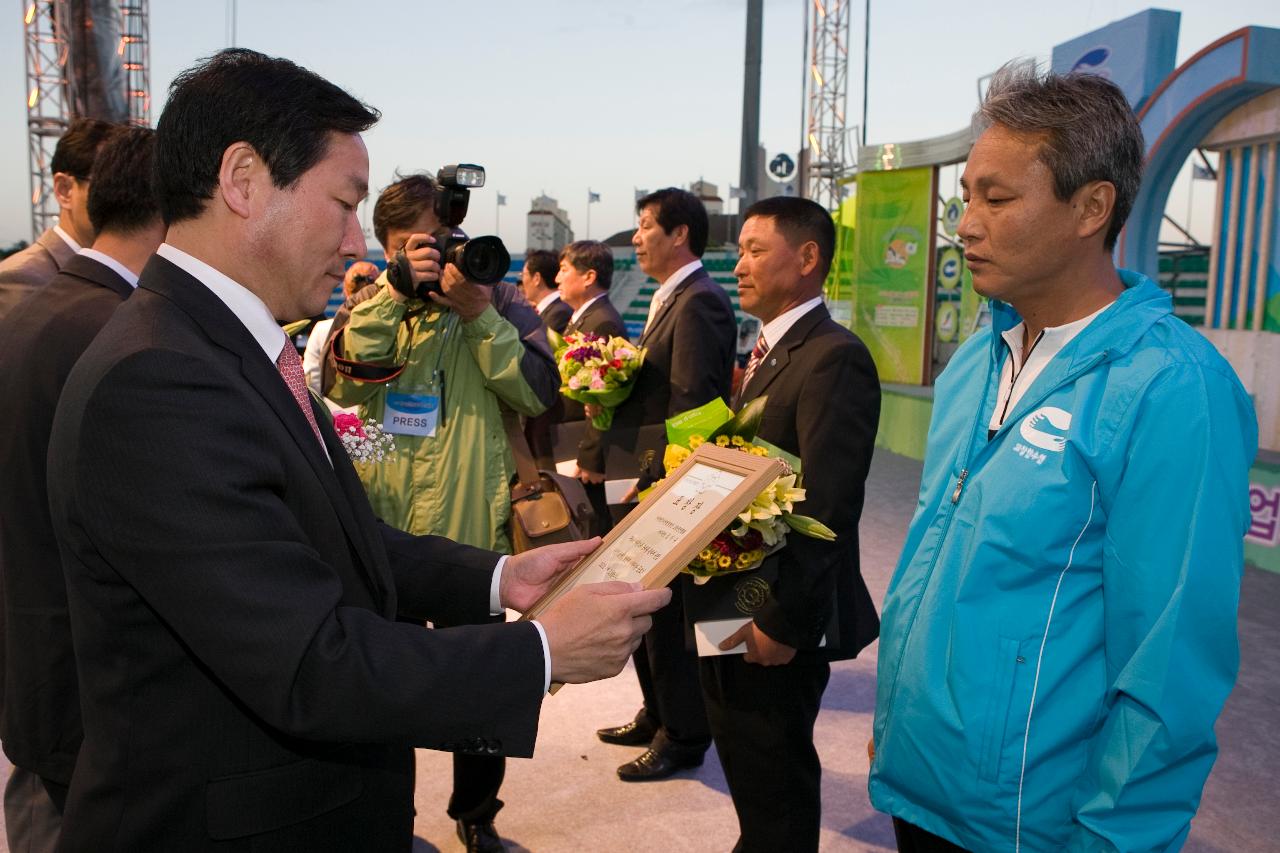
<box><xmin>521</xmin><ymin>443</ymin><xmax>786</xmax><ymax>620</ymax></box>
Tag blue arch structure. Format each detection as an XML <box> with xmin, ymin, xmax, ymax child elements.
<box><xmin>1119</xmin><ymin>26</ymin><xmax>1280</xmax><ymax>275</ymax></box>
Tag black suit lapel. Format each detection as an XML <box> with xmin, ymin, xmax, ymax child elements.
<box><xmin>141</xmin><ymin>256</ymin><xmax>391</xmax><ymax>606</ymax></box>
<box><xmin>64</xmin><ymin>254</ymin><xmax>135</xmax><ymax>300</ymax></box>
<box><xmin>638</xmin><ymin>267</ymin><xmax>702</xmax><ymax>346</ymax></box>
<box><xmin>740</xmin><ymin>304</ymin><xmax>830</xmax><ymax>404</ymax></box>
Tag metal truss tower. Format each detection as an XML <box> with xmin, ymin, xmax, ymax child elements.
<box><xmin>120</xmin><ymin>0</ymin><xmax>150</xmax><ymax>126</ymax></box>
<box><xmin>21</xmin><ymin>0</ymin><xmax>150</xmax><ymax>240</ymax></box>
<box><xmin>804</xmin><ymin>0</ymin><xmax>854</xmax><ymax>212</ymax></box>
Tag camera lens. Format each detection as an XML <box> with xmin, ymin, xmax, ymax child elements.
<box><xmin>455</xmin><ymin>236</ymin><xmax>511</xmax><ymax>286</ymax></box>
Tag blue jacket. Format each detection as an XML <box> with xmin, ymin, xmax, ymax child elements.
<box><xmin>869</xmin><ymin>271</ymin><xmax>1257</xmax><ymax>852</ymax></box>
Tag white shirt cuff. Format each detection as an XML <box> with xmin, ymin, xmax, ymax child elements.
<box><xmin>531</xmin><ymin>620</ymin><xmax>552</xmax><ymax>694</ymax></box>
<box><xmin>489</xmin><ymin>555</ymin><xmax>507</xmax><ymax>614</ymax></box>
<box><xmin>490</xmin><ymin>556</ymin><xmax>553</xmax><ymax>693</ymax></box>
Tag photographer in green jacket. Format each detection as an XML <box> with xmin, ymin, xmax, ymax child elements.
<box><xmin>326</xmin><ymin>173</ymin><xmax>558</xmax><ymax>852</ymax></box>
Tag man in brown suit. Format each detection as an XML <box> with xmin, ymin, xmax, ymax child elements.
<box><xmin>0</xmin><ymin>118</ymin><xmax>117</xmax><ymax>320</ymax></box>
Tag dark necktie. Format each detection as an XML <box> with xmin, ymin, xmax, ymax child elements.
<box><xmin>276</xmin><ymin>343</ymin><xmax>325</xmax><ymax>449</ymax></box>
<box><xmin>734</xmin><ymin>333</ymin><xmax>770</xmax><ymax>409</ymax></box>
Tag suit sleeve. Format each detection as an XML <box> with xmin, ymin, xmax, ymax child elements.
<box><xmin>666</xmin><ymin>286</ymin><xmax>736</xmax><ymax>416</ymax></box>
<box><xmin>753</xmin><ymin>338</ymin><xmax>881</xmax><ymax>649</ymax></box>
<box><xmin>491</xmin><ymin>284</ymin><xmax>560</xmax><ymax>412</ymax></box>
<box><xmin>60</xmin><ymin>350</ymin><xmax>546</xmax><ymax>754</ymax></box>
<box><xmin>1065</xmin><ymin>365</ymin><xmax>1255</xmax><ymax>852</ymax></box>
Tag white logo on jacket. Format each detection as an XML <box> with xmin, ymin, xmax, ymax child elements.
<box><xmin>1020</xmin><ymin>407</ymin><xmax>1072</xmax><ymax>452</ymax></box>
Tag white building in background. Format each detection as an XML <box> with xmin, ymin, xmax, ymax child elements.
<box><xmin>690</xmin><ymin>180</ymin><xmax>724</xmax><ymax>215</ymax></box>
<box><xmin>527</xmin><ymin>194</ymin><xmax>574</xmax><ymax>251</ymax></box>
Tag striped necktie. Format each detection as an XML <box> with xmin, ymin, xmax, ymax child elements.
<box><xmin>734</xmin><ymin>333</ymin><xmax>769</xmax><ymax>409</ymax></box>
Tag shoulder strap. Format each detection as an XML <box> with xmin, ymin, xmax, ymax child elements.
<box><xmin>501</xmin><ymin>408</ymin><xmax>540</xmax><ymax>489</ymax></box>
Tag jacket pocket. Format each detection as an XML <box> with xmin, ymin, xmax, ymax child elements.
<box><xmin>205</xmin><ymin>756</ymin><xmax>363</xmax><ymax>840</ymax></box>
<box><xmin>977</xmin><ymin>636</ymin><xmax>1022</xmax><ymax>783</ymax></box>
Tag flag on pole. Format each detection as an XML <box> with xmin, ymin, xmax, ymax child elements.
<box><xmin>1191</xmin><ymin>163</ymin><xmax>1215</xmax><ymax>181</ymax></box>
<box><xmin>729</xmin><ymin>186</ymin><xmax>746</xmax><ymax>199</ymax></box>
<box><xmin>635</xmin><ymin>188</ymin><xmax>649</xmax><ymax>201</ymax></box>
<box><xmin>497</xmin><ymin>193</ymin><xmax>507</xmax><ymax>206</ymax></box>
<box><xmin>588</xmin><ymin>191</ymin><xmax>601</xmax><ymax>203</ymax></box>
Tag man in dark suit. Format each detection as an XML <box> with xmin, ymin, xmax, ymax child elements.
<box><xmin>0</xmin><ymin>118</ymin><xmax>117</xmax><ymax>321</ymax></box>
<box><xmin>521</xmin><ymin>248</ymin><xmax>571</xmax><ymax>334</ymax></box>
<box><xmin>43</xmin><ymin>49</ymin><xmax>667</xmax><ymax>853</ymax></box>
<box><xmin>596</xmin><ymin>188</ymin><xmax>737</xmax><ymax>781</ymax></box>
<box><xmin>521</xmin><ymin>249</ymin><xmax>573</xmax><ymax>469</ymax></box>
<box><xmin>703</xmin><ymin>196</ymin><xmax>881</xmax><ymax>852</ymax></box>
<box><xmin>557</xmin><ymin>240</ymin><xmax>628</xmax><ymax>537</ymax></box>
<box><xmin>0</xmin><ymin>125</ymin><xmax>163</xmax><ymax>853</ymax></box>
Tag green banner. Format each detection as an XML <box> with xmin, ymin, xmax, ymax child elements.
<box><xmin>850</xmin><ymin>167</ymin><xmax>933</xmax><ymax>384</ymax></box>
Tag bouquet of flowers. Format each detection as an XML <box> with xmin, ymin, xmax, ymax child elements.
<box><xmin>547</xmin><ymin>329</ymin><xmax>645</xmax><ymax>430</ymax></box>
<box><xmin>654</xmin><ymin>397</ymin><xmax>835</xmax><ymax>584</ymax></box>
<box><xmin>332</xmin><ymin>412</ymin><xmax>396</xmax><ymax>464</ymax></box>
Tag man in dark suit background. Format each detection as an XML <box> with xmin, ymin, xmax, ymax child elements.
<box><xmin>557</xmin><ymin>240</ymin><xmax>628</xmax><ymax>537</ymax></box>
<box><xmin>44</xmin><ymin>49</ymin><xmax>667</xmax><ymax>853</ymax></box>
<box><xmin>519</xmin><ymin>248</ymin><xmax>571</xmax><ymax>471</ymax></box>
<box><xmin>520</xmin><ymin>248</ymin><xmax>571</xmax><ymax>334</ymax></box>
<box><xmin>0</xmin><ymin>125</ymin><xmax>161</xmax><ymax>853</ymax></box>
<box><xmin>704</xmin><ymin>196</ymin><xmax>881</xmax><ymax>851</ymax></box>
<box><xmin>0</xmin><ymin>118</ymin><xmax>117</xmax><ymax>321</ymax></box>
<box><xmin>596</xmin><ymin>188</ymin><xmax>738</xmax><ymax>781</ymax></box>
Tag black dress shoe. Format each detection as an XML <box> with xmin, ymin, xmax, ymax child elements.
<box><xmin>596</xmin><ymin>718</ymin><xmax>657</xmax><ymax>746</ymax></box>
<box><xmin>456</xmin><ymin>818</ymin><xmax>504</xmax><ymax>853</ymax></box>
<box><xmin>616</xmin><ymin>746</ymin><xmax>704</xmax><ymax>782</ymax></box>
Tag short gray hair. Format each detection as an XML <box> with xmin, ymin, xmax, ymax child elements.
<box><xmin>974</xmin><ymin>62</ymin><xmax>1144</xmax><ymax>250</ymax></box>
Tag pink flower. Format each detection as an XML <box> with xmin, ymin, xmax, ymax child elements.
<box><xmin>333</xmin><ymin>413</ymin><xmax>366</xmax><ymax>439</ymax></box>
<box><xmin>589</xmin><ymin>376</ymin><xmax>606</xmax><ymax>391</ymax></box>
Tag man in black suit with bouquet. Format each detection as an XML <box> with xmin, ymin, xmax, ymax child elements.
<box><xmin>556</xmin><ymin>239</ymin><xmax>627</xmax><ymax>537</ymax></box>
<box><xmin>703</xmin><ymin>196</ymin><xmax>881</xmax><ymax>851</ymax></box>
<box><xmin>43</xmin><ymin>48</ymin><xmax>668</xmax><ymax>852</ymax></box>
<box><xmin>595</xmin><ymin>189</ymin><xmax>737</xmax><ymax>782</ymax></box>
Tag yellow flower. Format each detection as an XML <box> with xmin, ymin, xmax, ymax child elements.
<box><xmin>699</xmin><ymin>548</ymin><xmax>714</xmax><ymax>561</ymax></box>
<box><xmin>689</xmin><ymin>435</ymin><xmax>704</xmax><ymax>449</ymax></box>
<box><xmin>663</xmin><ymin>444</ymin><xmax>691</xmax><ymax>472</ymax></box>
<box><xmin>718</xmin><ymin>555</ymin><xmax>733</xmax><ymax>568</ymax></box>
<box><xmin>730</xmin><ymin>435</ymin><xmax>745</xmax><ymax>446</ymax></box>
<box><xmin>715</xmin><ymin>435</ymin><xmax>730</xmax><ymax>447</ymax></box>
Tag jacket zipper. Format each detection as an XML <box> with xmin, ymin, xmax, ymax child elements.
<box><xmin>875</xmin><ymin>347</ymin><xmax>1110</xmax><ymax>774</ymax></box>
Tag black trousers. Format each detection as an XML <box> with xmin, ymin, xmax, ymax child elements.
<box><xmin>631</xmin><ymin>586</ymin><xmax>711</xmax><ymax>754</ymax></box>
<box><xmin>892</xmin><ymin>817</ymin><xmax>972</xmax><ymax>852</ymax></box>
<box><xmin>424</xmin><ymin>616</ymin><xmax>506</xmax><ymax>825</ymax></box>
<box><xmin>446</xmin><ymin>754</ymin><xmax>505</xmax><ymax>824</ymax></box>
<box><xmin>700</xmin><ymin>654</ymin><xmax>830</xmax><ymax>853</ymax></box>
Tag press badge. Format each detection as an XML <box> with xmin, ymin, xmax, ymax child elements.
<box><xmin>384</xmin><ymin>389</ymin><xmax>440</xmax><ymax>437</ymax></box>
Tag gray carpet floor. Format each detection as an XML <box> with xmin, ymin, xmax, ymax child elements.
<box><xmin>3</xmin><ymin>450</ymin><xmax>1276</xmax><ymax>851</ymax></box>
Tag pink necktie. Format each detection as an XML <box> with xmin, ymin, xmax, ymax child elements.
<box><xmin>276</xmin><ymin>343</ymin><xmax>325</xmax><ymax>448</ymax></box>
<box><xmin>734</xmin><ymin>333</ymin><xmax>769</xmax><ymax>409</ymax></box>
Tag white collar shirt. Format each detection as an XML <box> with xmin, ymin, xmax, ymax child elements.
<box><xmin>157</xmin><ymin>243</ymin><xmax>285</xmax><ymax>364</ymax></box>
<box><xmin>645</xmin><ymin>259</ymin><xmax>703</xmax><ymax>333</ymax></box>
<box><xmin>52</xmin><ymin>223</ymin><xmax>82</xmax><ymax>254</ymax></box>
<box><xmin>988</xmin><ymin>303</ymin><xmax>1111</xmax><ymax>433</ymax></box>
<box><xmin>78</xmin><ymin>248</ymin><xmax>139</xmax><ymax>289</ymax></box>
<box><xmin>757</xmin><ymin>296</ymin><xmax>824</xmax><ymax>353</ymax></box>
<box><xmin>535</xmin><ymin>291</ymin><xmax>562</xmax><ymax>315</ymax></box>
<box><xmin>570</xmin><ymin>292</ymin><xmax>607</xmax><ymax>326</ymax></box>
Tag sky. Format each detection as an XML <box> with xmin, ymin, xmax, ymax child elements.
<box><xmin>1</xmin><ymin>0</ymin><xmax>1277</xmax><ymax>252</ymax></box>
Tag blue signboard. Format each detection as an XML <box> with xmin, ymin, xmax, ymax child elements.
<box><xmin>1050</xmin><ymin>8</ymin><xmax>1180</xmax><ymax>111</ymax></box>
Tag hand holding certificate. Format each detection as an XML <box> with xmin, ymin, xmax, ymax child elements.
<box><xmin>522</xmin><ymin>443</ymin><xmax>786</xmax><ymax>619</ymax></box>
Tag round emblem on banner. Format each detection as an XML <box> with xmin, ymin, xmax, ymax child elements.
<box><xmin>941</xmin><ymin>196</ymin><xmax>964</xmax><ymax>235</ymax></box>
<box><xmin>935</xmin><ymin>302</ymin><xmax>959</xmax><ymax>343</ymax></box>
<box><xmin>769</xmin><ymin>153</ymin><xmax>796</xmax><ymax>182</ymax></box>
<box><xmin>937</xmin><ymin>246</ymin><xmax>963</xmax><ymax>290</ymax></box>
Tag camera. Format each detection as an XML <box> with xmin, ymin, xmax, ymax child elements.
<box><xmin>386</xmin><ymin>163</ymin><xmax>511</xmax><ymax>300</ymax></box>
